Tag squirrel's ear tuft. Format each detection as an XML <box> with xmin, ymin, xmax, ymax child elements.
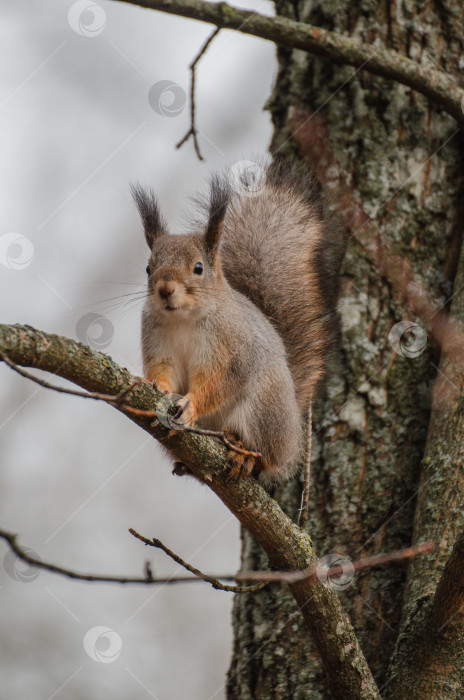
<box><xmin>131</xmin><ymin>184</ymin><xmax>168</xmax><ymax>249</ymax></box>
<box><xmin>205</xmin><ymin>176</ymin><xmax>230</xmax><ymax>256</ymax></box>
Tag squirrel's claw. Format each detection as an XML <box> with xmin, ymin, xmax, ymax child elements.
<box><xmin>172</xmin><ymin>396</ymin><xmax>197</xmax><ymax>426</ymax></box>
<box><xmin>227</xmin><ymin>453</ymin><xmax>257</xmax><ymax>481</ymax></box>
<box><xmin>225</xmin><ymin>431</ymin><xmax>258</xmax><ymax>481</ymax></box>
<box><xmin>174</xmin><ymin>398</ymin><xmax>190</xmax><ymax>420</ymax></box>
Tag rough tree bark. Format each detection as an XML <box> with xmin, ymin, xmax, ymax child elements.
<box><xmin>228</xmin><ymin>1</ymin><xmax>464</xmax><ymax>698</ymax></box>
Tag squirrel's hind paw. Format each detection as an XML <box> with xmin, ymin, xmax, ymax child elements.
<box><xmin>172</xmin><ymin>461</ymin><xmax>193</xmax><ymax>477</ymax></box>
<box><xmin>227</xmin><ymin>452</ymin><xmax>257</xmax><ymax>481</ymax></box>
<box><xmin>225</xmin><ymin>432</ymin><xmax>258</xmax><ymax>481</ymax></box>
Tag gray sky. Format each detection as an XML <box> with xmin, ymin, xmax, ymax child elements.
<box><xmin>0</xmin><ymin>0</ymin><xmax>275</xmax><ymax>697</ymax></box>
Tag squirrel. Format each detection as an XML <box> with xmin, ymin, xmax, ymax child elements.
<box><xmin>133</xmin><ymin>157</ymin><xmax>343</xmax><ymax>488</ymax></box>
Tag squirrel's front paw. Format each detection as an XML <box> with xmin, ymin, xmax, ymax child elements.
<box><xmin>173</xmin><ymin>394</ymin><xmax>197</xmax><ymax>427</ymax></box>
<box><xmin>152</xmin><ymin>378</ymin><xmax>173</xmax><ymax>398</ymax></box>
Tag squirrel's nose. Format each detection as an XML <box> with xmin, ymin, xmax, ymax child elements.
<box><xmin>158</xmin><ymin>283</ymin><xmax>175</xmax><ymax>299</ymax></box>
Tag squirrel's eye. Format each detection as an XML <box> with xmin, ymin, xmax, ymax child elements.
<box><xmin>193</xmin><ymin>262</ymin><xmax>203</xmax><ymax>275</ymax></box>
<box><xmin>146</xmin><ymin>264</ymin><xmax>150</xmax><ymax>275</ymax></box>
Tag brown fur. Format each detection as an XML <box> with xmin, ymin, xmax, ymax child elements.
<box><xmin>135</xmin><ymin>157</ymin><xmax>343</xmax><ymax>484</ymax></box>
<box><xmin>220</xmin><ymin>158</ymin><xmax>344</xmax><ymax>409</ymax></box>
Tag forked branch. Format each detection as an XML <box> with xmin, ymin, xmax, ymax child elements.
<box><xmin>0</xmin><ymin>528</ymin><xmax>264</xmax><ymax>592</ymax></box>
<box><xmin>0</xmin><ymin>523</ymin><xmax>432</xmax><ymax>592</ymax></box>
<box><xmin>176</xmin><ymin>27</ymin><xmax>221</xmax><ymax>159</ymax></box>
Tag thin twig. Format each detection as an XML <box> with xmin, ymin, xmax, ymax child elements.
<box><xmin>0</xmin><ymin>351</ymin><xmax>140</xmax><ymax>404</ymax></box>
<box><xmin>298</xmin><ymin>401</ymin><xmax>312</xmax><ymax>527</ymax></box>
<box><xmin>0</xmin><ymin>527</ymin><xmax>433</xmax><ymax>591</ymax></box>
<box><xmin>235</xmin><ymin>541</ymin><xmax>435</xmax><ymax>584</ymax></box>
<box><xmin>0</xmin><ymin>529</ymin><xmax>262</xmax><ymax>591</ymax></box>
<box><xmin>176</xmin><ymin>27</ymin><xmax>220</xmax><ymax>160</ymax></box>
<box><xmin>139</xmin><ymin>407</ymin><xmax>261</xmax><ymax>457</ymax></box>
<box><xmin>0</xmin><ymin>529</ymin><xmax>216</xmax><ymax>586</ymax></box>
<box><xmin>129</xmin><ymin>528</ymin><xmax>266</xmax><ymax>592</ymax></box>
<box><xmin>179</xmin><ymin>424</ymin><xmax>261</xmax><ymax>457</ymax></box>
<box><xmin>0</xmin><ymin>352</ymin><xmax>260</xmax><ymax>458</ymax></box>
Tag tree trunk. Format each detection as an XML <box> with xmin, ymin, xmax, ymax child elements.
<box><xmin>228</xmin><ymin>0</ymin><xmax>464</xmax><ymax>697</ymax></box>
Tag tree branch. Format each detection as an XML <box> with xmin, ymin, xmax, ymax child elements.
<box><xmin>0</xmin><ymin>322</ymin><xmax>380</xmax><ymax>699</ymax></box>
<box><xmin>0</xmin><ymin>528</ymin><xmax>263</xmax><ymax>592</ymax></box>
<box><xmin>430</xmin><ymin>532</ymin><xmax>464</xmax><ymax>633</ymax></box>
<box><xmin>128</xmin><ymin>528</ymin><xmax>266</xmax><ymax>591</ymax></box>
<box><xmin>118</xmin><ymin>0</ymin><xmax>464</xmax><ymax>124</ymax></box>
<box><xmin>384</xmin><ymin>221</ymin><xmax>464</xmax><ymax>698</ymax></box>
<box><xmin>236</xmin><ymin>541</ymin><xmax>434</xmax><ymax>584</ymax></box>
<box><xmin>0</xmin><ymin>520</ymin><xmax>432</xmax><ymax>592</ymax></box>
<box><xmin>385</xmin><ymin>533</ymin><xmax>464</xmax><ymax>698</ymax></box>
<box><xmin>0</xmin><ymin>351</ymin><xmax>260</xmax><ymax>458</ymax></box>
<box><xmin>176</xmin><ymin>27</ymin><xmax>221</xmax><ymax>159</ymax></box>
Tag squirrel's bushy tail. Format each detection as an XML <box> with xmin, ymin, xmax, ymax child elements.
<box><xmin>220</xmin><ymin>157</ymin><xmax>344</xmax><ymax>410</ymax></box>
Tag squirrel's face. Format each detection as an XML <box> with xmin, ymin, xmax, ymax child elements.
<box><xmin>146</xmin><ymin>234</ymin><xmax>220</xmax><ymax>318</ymax></box>
<box><xmin>133</xmin><ymin>181</ymin><xmax>229</xmax><ymax>320</ymax></box>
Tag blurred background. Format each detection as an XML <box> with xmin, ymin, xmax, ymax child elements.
<box><xmin>0</xmin><ymin>0</ymin><xmax>275</xmax><ymax>697</ymax></box>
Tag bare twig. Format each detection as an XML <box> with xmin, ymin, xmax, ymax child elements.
<box><xmin>0</xmin><ymin>529</ymin><xmax>213</xmax><ymax>586</ymax></box>
<box><xmin>129</xmin><ymin>528</ymin><xmax>266</xmax><ymax>592</ymax></box>
<box><xmin>163</xmin><ymin>420</ymin><xmax>262</xmax><ymax>457</ymax></box>
<box><xmin>236</xmin><ymin>541</ymin><xmax>435</xmax><ymax>584</ymax></box>
<box><xmin>176</xmin><ymin>27</ymin><xmax>220</xmax><ymax>160</ymax></box>
<box><xmin>0</xmin><ymin>529</ymin><xmax>262</xmax><ymax>590</ymax></box>
<box><xmin>0</xmin><ymin>352</ymin><xmax>260</xmax><ymax>458</ymax></box>
<box><xmin>0</xmin><ymin>351</ymin><xmax>141</xmax><ymax>404</ymax></box>
<box><xmin>298</xmin><ymin>401</ymin><xmax>312</xmax><ymax>527</ymax></box>
<box><xmin>189</xmin><ymin>425</ymin><xmax>261</xmax><ymax>457</ymax></box>
<box><xmin>0</xmin><ymin>526</ymin><xmax>433</xmax><ymax>594</ymax></box>
<box><xmin>118</xmin><ymin>0</ymin><xmax>464</xmax><ymax>124</ymax></box>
